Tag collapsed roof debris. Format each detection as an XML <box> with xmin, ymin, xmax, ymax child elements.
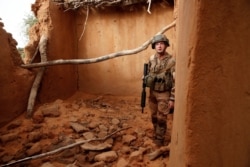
<box><xmin>51</xmin><ymin>0</ymin><xmax>174</xmax><ymax>13</ymax></box>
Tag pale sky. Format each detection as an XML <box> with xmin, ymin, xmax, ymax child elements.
<box><xmin>0</xmin><ymin>0</ymin><xmax>35</xmax><ymax>48</ymax></box>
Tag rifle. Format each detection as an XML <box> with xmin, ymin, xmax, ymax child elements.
<box><xmin>141</xmin><ymin>63</ymin><xmax>148</xmax><ymax>113</ymax></box>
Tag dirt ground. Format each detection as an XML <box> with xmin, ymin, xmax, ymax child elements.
<box><xmin>0</xmin><ymin>92</ymin><xmax>173</xmax><ymax>167</ymax></box>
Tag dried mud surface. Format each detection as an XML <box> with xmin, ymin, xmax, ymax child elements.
<box><xmin>0</xmin><ymin>92</ymin><xmax>173</xmax><ymax>167</ymax></box>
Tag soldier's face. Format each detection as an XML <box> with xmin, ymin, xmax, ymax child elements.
<box><xmin>155</xmin><ymin>42</ymin><xmax>167</xmax><ymax>54</ymax></box>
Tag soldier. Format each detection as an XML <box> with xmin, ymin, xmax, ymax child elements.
<box><xmin>146</xmin><ymin>34</ymin><xmax>175</xmax><ymax>146</ymax></box>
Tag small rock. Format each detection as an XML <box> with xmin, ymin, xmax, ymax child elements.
<box><xmin>94</xmin><ymin>151</ymin><xmax>118</xmax><ymax>163</ymax></box>
<box><xmin>68</xmin><ymin>116</ymin><xmax>78</xmax><ymax>122</ymax></box>
<box><xmin>111</xmin><ymin>118</ymin><xmax>120</xmax><ymax>125</ymax></box>
<box><xmin>72</xmin><ymin>103</ymin><xmax>80</xmax><ymax>110</ymax></box>
<box><xmin>129</xmin><ymin>147</ymin><xmax>147</xmax><ymax>163</ymax></box>
<box><xmin>122</xmin><ymin>134</ymin><xmax>136</xmax><ymax>145</ymax></box>
<box><xmin>32</xmin><ymin>114</ymin><xmax>44</xmax><ymax>124</ymax></box>
<box><xmin>0</xmin><ymin>132</ymin><xmax>19</xmax><ymax>144</ymax></box>
<box><xmin>122</xmin><ymin>123</ymin><xmax>129</xmax><ymax>128</ymax></box>
<box><xmin>91</xmin><ymin>161</ymin><xmax>106</xmax><ymax>167</ymax></box>
<box><xmin>135</xmin><ymin>128</ymin><xmax>146</xmax><ymax>138</ymax></box>
<box><xmin>82</xmin><ymin>132</ymin><xmax>95</xmax><ymax>140</ymax></box>
<box><xmin>7</xmin><ymin>120</ymin><xmax>22</xmax><ymax>130</ymax></box>
<box><xmin>105</xmin><ymin>138</ymin><xmax>114</xmax><ymax>145</ymax></box>
<box><xmin>26</xmin><ymin>143</ymin><xmax>42</xmax><ymax>156</ymax></box>
<box><xmin>117</xmin><ymin>158</ymin><xmax>129</xmax><ymax>167</ymax></box>
<box><xmin>75</xmin><ymin>154</ymin><xmax>87</xmax><ymax>164</ymax></box>
<box><xmin>99</xmin><ymin>124</ymin><xmax>108</xmax><ymax>132</ymax></box>
<box><xmin>86</xmin><ymin>151</ymin><xmax>98</xmax><ymax>162</ymax></box>
<box><xmin>88</xmin><ymin>121</ymin><xmax>99</xmax><ymax>129</ymax></box>
<box><xmin>28</xmin><ymin>131</ymin><xmax>42</xmax><ymax>143</ymax></box>
<box><xmin>70</xmin><ymin>122</ymin><xmax>88</xmax><ymax>133</ymax></box>
<box><xmin>41</xmin><ymin>105</ymin><xmax>60</xmax><ymax>117</ymax></box>
<box><xmin>60</xmin><ymin>149</ymin><xmax>74</xmax><ymax>158</ymax></box>
<box><xmin>120</xmin><ymin>146</ymin><xmax>131</xmax><ymax>154</ymax></box>
<box><xmin>97</xmin><ymin>131</ymin><xmax>107</xmax><ymax>138</ymax></box>
<box><xmin>109</xmin><ymin>125</ymin><xmax>118</xmax><ymax>132</ymax></box>
<box><xmin>40</xmin><ymin>162</ymin><xmax>56</xmax><ymax>167</ymax></box>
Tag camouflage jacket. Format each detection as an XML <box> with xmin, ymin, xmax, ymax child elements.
<box><xmin>148</xmin><ymin>52</ymin><xmax>175</xmax><ymax>101</ymax></box>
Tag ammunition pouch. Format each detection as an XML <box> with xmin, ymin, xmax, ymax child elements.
<box><xmin>145</xmin><ymin>74</ymin><xmax>156</xmax><ymax>88</ymax></box>
<box><xmin>153</xmin><ymin>72</ymin><xmax>173</xmax><ymax>92</ymax></box>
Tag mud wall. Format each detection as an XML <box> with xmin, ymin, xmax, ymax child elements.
<box><xmin>170</xmin><ymin>0</ymin><xmax>250</xmax><ymax>166</ymax></box>
<box><xmin>33</xmin><ymin>1</ymin><xmax>174</xmax><ymax>101</ymax></box>
<box><xmin>28</xmin><ymin>1</ymin><xmax>78</xmax><ymax>103</ymax></box>
<box><xmin>0</xmin><ymin>22</ymin><xmax>34</xmax><ymax>127</ymax></box>
<box><xmin>76</xmin><ymin>3</ymin><xmax>174</xmax><ymax>95</ymax></box>
<box><xmin>38</xmin><ymin>3</ymin><xmax>78</xmax><ymax>102</ymax></box>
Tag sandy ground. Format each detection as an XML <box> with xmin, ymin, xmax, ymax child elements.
<box><xmin>0</xmin><ymin>92</ymin><xmax>173</xmax><ymax>167</ymax></box>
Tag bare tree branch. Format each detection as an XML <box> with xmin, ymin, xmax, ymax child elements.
<box><xmin>147</xmin><ymin>0</ymin><xmax>152</xmax><ymax>14</ymax></box>
<box><xmin>26</xmin><ymin>35</ymin><xmax>48</xmax><ymax>117</ymax></box>
<box><xmin>21</xmin><ymin>20</ymin><xmax>176</xmax><ymax>69</ymax></box>
<box><xmin>1</xmin><ymin>127</ymin><xmax>131</xmax><ymax>167</ymax></box>
<box><xmin>79</xmin><ymin>6</ymin><xmax>89</xmax><ymax>41</ymax></box>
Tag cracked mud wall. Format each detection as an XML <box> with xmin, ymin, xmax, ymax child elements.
<box><xmin>0</xmin><ymin>23</ymin><xmax>34</xmax><ymax>127</ymax></box>
<box><xmin>170</xmin><ymin>0</ymin><xmax>250</xmax><ymax>166</ymax></box>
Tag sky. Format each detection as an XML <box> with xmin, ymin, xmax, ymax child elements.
<box><xmin>0</xmin><ymin>0</ymin><xmax>35</xmax><ymax>48</ymax></box>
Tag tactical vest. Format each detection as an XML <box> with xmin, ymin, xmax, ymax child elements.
<box><xmin>145</xmin><ymin>53</ymin><xmax>175</xmax><ymax>92</ymax></box>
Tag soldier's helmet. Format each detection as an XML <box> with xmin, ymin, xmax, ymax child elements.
<box><xmin>151</xmin><ymin>34</ymin><xmax>170</xmax><ymax>49</ymax></box>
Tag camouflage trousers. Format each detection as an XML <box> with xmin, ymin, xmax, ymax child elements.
<box><xmin>149</xmin><ymin>90</ymin><xmax>171</xmax><ymax>145</ymax></box>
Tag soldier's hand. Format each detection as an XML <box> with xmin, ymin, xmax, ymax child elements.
<box><xmin>168</xmin><ymin>100</ymin><xmax>174</xmax><ymax>109</ymax></box>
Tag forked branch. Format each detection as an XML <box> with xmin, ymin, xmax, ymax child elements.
<box><xmin>26</xmin><ymin>35</ymin><xmax>48</xmax><ymax>117</ymax></box>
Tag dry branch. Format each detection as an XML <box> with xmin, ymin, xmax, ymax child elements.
<box><xmin>26</xmin><ymin>35</ymin><xmax>48</xmax><ymax>117</ymax></box>
<box><xmin>1</xmin><ymin>127</ymin><xmax>131</xmax><ymax>167</ymax></box>
<box><xmin>79</xmin><ymin>6</ymin><xmax>89</xmax><ymax>41</ymax></box>
<box><xmin>29</xmin><ymin>44</ymin><xmax>39</xmax><ymax>64</ymax></box>
<box><xmin>21</xmin><ymin>20</ymin><xmax>176</xmax><ymax>69</ymax></box>
<box><xmin>147</xmin><ymin>0</ymin><xmax>152</xmax><ymax>14</ymax></box>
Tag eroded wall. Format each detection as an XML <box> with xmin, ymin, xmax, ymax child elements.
<box><xmin>170</xmin><ymin>0</ymin><xmax>250</xmax><ymax>166</ymax></box>
<box><xmin>37</xmin><ymin>2</ymin><xmax>78</xmax><ymax>102</ymax></box>
<box><xmin>25</xmin><ymin>1</ymin><xmax>78</xmax><ymax>103</ymax></box>
<box><xmin>76</xmin><ymin>3</ymin><xmax>175</xmax><ymax>95</ymax></box>
<box><xmin>0</xmin><ymin>22</ymin><xmax>34</xmax><ymax>127</ymax></box>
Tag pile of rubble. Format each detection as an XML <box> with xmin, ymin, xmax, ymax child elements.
<box><xmin>0</xmin><ymin>94</ymin><xmax>172</xmax><ymax>167</ymax></box>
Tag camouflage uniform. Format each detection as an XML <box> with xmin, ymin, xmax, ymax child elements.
<box><xmin>148</xmin><ymin>52</ymin><xmax>175</xmax><ymax>146</ymax></box>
